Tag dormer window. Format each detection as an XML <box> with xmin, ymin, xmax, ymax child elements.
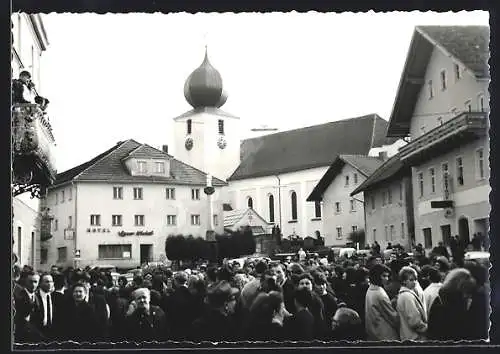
<box><xmin>454</xmin><ymin>63</ymin><xmax>461</xmax><ymax>81</ymax></box>
<box><xmin>218</xmin><ymin>119</ymin><xmax>224</xmax><ymax>135</ymax></box>
<box><xmin>137</xmin><ymin>161</ymin><xmax>147</xmax><ymax>173</ymax></box>
<box><xmin>187</xmin><ymin>119</ymin><xmax>192</xmax><ymax>135</ymax></box>
<box><xmin>440</xmin><ymin>70</ymin><xmax>447</xmax><ymax>91</ymax></box>
<box><xmin>155</xmin><ymin>162</ymin><xmax>165</xmax><ymax>173</ymax></box>
<box><xmin>428</xmin><ymin>80</ymin><xmax>434</xmax><ymax>99</ymax></box>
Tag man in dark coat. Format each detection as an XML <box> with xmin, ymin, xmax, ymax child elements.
<box><xmin>125</xmin><ymin>288</ymin><xmax>168</xmax><ymax>342</ymax></box>
<box><xmin>163</xmin><ymin>271</ymin><xmax>196</xmax><ymax>340</ymax></box>
<box><xmin>30</xmin><ymin>273</ymin><xmax>57</xmax><ymax>340</ymax></box>
<box><xmin>284</xmin><ymin>288</ymin><xmax>315</xmax><ymax>340</ymax></box>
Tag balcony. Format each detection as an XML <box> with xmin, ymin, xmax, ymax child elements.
<box><xmin>399</xmin><ymin>111</ymin><xmax>487</xmax><ymax>165</ymax></box>
<box><xmin>12</xmin><ymin>103</ymin><xmax>57</xmax><ymax>197</ymax></box>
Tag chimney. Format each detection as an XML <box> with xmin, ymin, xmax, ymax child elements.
<box><xmin>378</xmin><ymin>151</ymin><xmax>388</xmax><ymax>161</ymax></box>
<box><xmin>162</xmin><ymin>145</ymin><xmax>168</xmax><ymax>154</ymax></box>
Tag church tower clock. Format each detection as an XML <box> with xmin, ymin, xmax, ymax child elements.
<box><xmin>173</xmin><ymin>47</ymin><xmax>241</xmax><ymax>182</ymax></box>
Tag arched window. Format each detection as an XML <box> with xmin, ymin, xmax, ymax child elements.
<box><xmin>290</xmin><ymin>191</ymin><xmax>298</xmax><ymax>221</ymax></box>
<box><xmin>268</xmin><ymin>194</ymin><xmax>275</xmax><ymax>223</ymax></box>
<box><xmin>247</xmin><ymin>197</ymin><xmax>253</xmax><ymax>209</ymax></box>
<box><xmin>187</xmin><ymin>119</ymin><xmax>192</xmax><ymax>134</ymax></box>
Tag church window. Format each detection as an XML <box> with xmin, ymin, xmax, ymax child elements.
<box><xmin>247</xmin><ymin>197</ymin><xmax>253</xmax><ymax>209</ymax></box>
<box><xmin>314</xmin><ymin>201</ymin><xmax>322</xmax><ymax>218</ymax></box>
<box><xmin>290</xmin><ymin>191</ymin><xmax>298</xmax><ymax>221</ymax></box>
<box><xmin>187</xmin><ymin>119</ymin><xmax>192</xmax><ymax>135</ymax></box>
<box><xmin>218</xmin><ymin>119</ymin><xmax>225</xmax><ymax>135</ymax></box>
<box><xmin>268</xmin><ymin>195</ymin><xmax>275</xmax><ymax>223</ymax></box>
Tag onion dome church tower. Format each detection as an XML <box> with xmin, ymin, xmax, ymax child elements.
<box><xmin>173</xmin><ymin>47</ymin><xmax>242</xmax><ymax>182</ymax></box>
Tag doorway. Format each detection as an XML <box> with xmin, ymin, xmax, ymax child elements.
<box><xmin>440</xmin><ymin>225</ymin><xmax>452</xmax><ymax>246</ymax></box>
<box><xmin>458</xmin><ymin>217</ymin><xmax>470</xmax><ymax>245</ymax></box>
<box><xmin>140</xmin><ymin>244</ymin><xmax>153</xmax><ymax>265</ymax></box>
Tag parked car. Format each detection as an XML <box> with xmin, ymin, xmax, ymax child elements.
<box><xmin>464</xmin><ymin>251</ymin><xmax>490</xmax><ymax>268</ymax></box>
<box><xmin>355</xmin><ymin>249</ymin><xmax>372</xmax><ymax>258</ymax></box>
<box><xmin>91</xmin><ymin>264</ymin><xmax>117</xmax><ymax>273</ymax></box>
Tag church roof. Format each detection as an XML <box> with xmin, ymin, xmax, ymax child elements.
<box><xmin>52</xmin><ymin>139</ymin><xmax>227</xmax><ymax>187</ymax></box>
<box><xmin>228</xmin><ymin>114</ymin><xmax>397</xmax><ymax>181</ymax></box>
<box><xmin>307</xmin><ymin>154</ymin><xmax>384</xmax><ymax>201</ymax></box>
<box><xmin>223</xmin><ymin>207</ymin><xmax>270</xmax><ymax>228</ymax></box>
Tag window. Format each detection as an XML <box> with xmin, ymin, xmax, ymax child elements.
<box><xmin>40</xmin><ymin>248</ymin><xmax>48</xmax><ymax>264</ymax></box>
<box><xmin>401</xmin><ymin>222</ymin><xmax>405</xmax><ymax>238</ymax></box>
<box><xmin>372</xmin><ymin>228</ymin><xmax>377</xmax><ymax>241</ymax></box>
<box><xmin>442</xmin><ymin>163</ymin><xmax>450</xmax><ymax>194</ymax></box>
<box><xmin>335</xmin><ymin>202</ymin><xmax>341</xmax><ymax>213</ymax></box>
<box><xmin>399</xmin><ymin>183</ymin><xmax>403</xmax><ymax>201</ymax></box>
<box><xmin>428</xmin><ymin>80</ymin><xmax>434</xmax><ymax>99</ymax></box>
<box><xmin>350</xmin><ymin>199</ymin><xmax>356</xmax><ymax>212</ymax></box>
<box><xmin>384</xmin><ymin>225</ymin><xmax>389</xmax><ymax>241</ymax></box>
<box><xmin>155</xmin><ymin>162</ymin><xmax>165</xmax><ymax>173</ymax></box>
<box><xmin>137</xmin><ymin>161</ymin><xmax>147</xmax><ymax>173</ymax></box>
<box><xmin>134</xmin><ymin>215</ymin><xmax>145</xmax><ymax>226</ymax></box>
<box><xmin>423</xmin><ymin>228</ymin><xmax>433</xmax><ymax>248</ymax></box>
<box><xmin>454</xmin><ymin>63</ymin><xmax>461</xmax><ymax>81</ymax></box>
<box><xmin>113</xmin><ymin>187</ymin><xmax>123</xmax><ymax>200</ymax></box>
<box><xmin>213</xmin><ymin>214</ymin><xmax>219</xmax><ymax>226</ymax></box>
<box><xmin>166</xmin><ymin>215</ymin><xmax>177</xmax><ymax>226</ymax></box>
<box><xmin>478</xmin><ymin>94</ymin><xmax>485</xmax><ymax>112</ymax></box>
<box><xmin>437</xmin><ymin>116</ymin><xmax>443</xmax><ymax>126</ymax></box>
<box><xmin>90</xmin><ymin>214</ymin><xmax>101</xmax><ymax>226</ymax></box>
<box><xmin>112</xmin><ymin>215</ymin><xmax>122</xmax><ymax>226</ymax></box>
<box><xmin>191</xmin><ymin>188</ymin><xmax>200</xmax><ymax>200</ymax></box>
<box><xmin>61</xmin><ymin>191</ymin><xmax>65</xmax><ymax>203</ymax></box>
<box><xmin>314</xmin><ymin>201</ymin><xmax>322</xmax><ymax>218</ymax></box>
<box><xmin>345</xmin><ymin>175</ymin><xmax>349</xmax><ymax>187</ymax></box>
<box><xmin>456</xmin><ymin>157</ymin><xmax>464</xmax><ymax>186</ymax></box>
<box><xmin>336</xmin><ymin>227</ymin><xmax>342</xmax><ymax>239</ymax></box>
<box><xmin>57</xmin><ymin>247</ymin><xmax>67</xmax><ymax>262</ymax></box>
<box><xmin>476</xmin><ymin>148</ymin><xmax>485</xmax><ymax>179</ymax></box>
<box><xmin>353</xmin><ymin>173</ymin><xmax>358</xmax><ymax>185</ymax></box>
<box><xmin>218</xmin><ymin>119</ymin><xmax>224</xmax><ymax>135</ymax></box>
<box><xmin>268</xmin><ymin>195</ymin><xmax>275</xmax><ymax>223</ymax></box>
<box><xmin>429</xmin><ymin>168</ymin><xmax>436</xmax><ymax>193</ymax></box>
<box><xmin>370</xmin><ymin>195</ymin><xmax>375</xmax><ymax>210</ymax></box>
<box><xmin>133</xmin><ymin>187</ymin><xmax>143</xmax><ymax>200</ymax></box>
<box><xmin>290</xmin><ymin>192</ymin><xmax>298</xmax><ymax>220</ymax></box>
<box><xmin>382</xmin><ymin>191</ymin><xmax>387</xmax><ymax>206</ymax></box>
<box><xmin>98</xmin><ymin>244</ymin><xmax>132</xmax><ymax>259</ymax></box>
<box><xmin>166</xmin><ymin>188</ymin><xmax>176</xmax><ymax>200</ymax></box>
<box><xmin>465</xmin><ymin>100</ymin><xmax>472</xmax><ymax>112</ymax></box>
<box><xmin>390</xmin><ymin>225</ymin><xmax>395</xmax><ymax>240</ymax></box>
<box><xmin>440</xmin><ymin>70</ymin><xmax>447</xmax><ymax>90</ymax></box>
<box><xmin>247</xmin><ymin>197</ymin><xmax>253</xmax><ymax>209</ymax></box>
<box><xmin>418</xmin><ymin>172</ymin><xmax>424</xmax><ymax>197</ymax></box>
<box><xmin>68</xmin><ymin>187</ymin><xmax>72</xmax><ymax>200</ymax></box>
<box><xmin>54</xmin><ymin>219</ymin><xmax>58</xmax><ymax>231</ymax></box>
<box><xmin>388</xmin><ymin>188</ymin><xmax>393</xmax><ymax>204</ymax></box>
<box><xmin>68</xmin><ymin>216</ymin><xmax>72</xmax><ymax>228</ymax></box>
<box><xmin>191</xmin><ymin>214</ymin><xmax>201</xmax><ymax>226</ymax></box>
<box><xmin>187</xmin><ymin>119</ymin><xmax>192</xmax><ymax>134</ymax></box>
<box><xmin>352</xmin><ymin>226</ymin><xmax>358</xmax><ymax>233</ymax></box>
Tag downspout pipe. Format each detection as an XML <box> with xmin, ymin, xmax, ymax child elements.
<box><xmin>275</xmin><ymin>175</ymin><xmax>282</xmax><ymax>231</ymax></box>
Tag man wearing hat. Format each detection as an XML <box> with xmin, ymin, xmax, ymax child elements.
<box><xmin>125</xmin><ymin>288</ymin><xmax>167</xmax><ymax>341</ymax></box>
<box><xmin>190</xmin><ymin>280</ymin><xmax>239</xmax><ymax>342</ymax></box>
<box><xmin>12</xmin><ymin>70</ymin><xmax>35</xmax><ymax>104</ymax></box>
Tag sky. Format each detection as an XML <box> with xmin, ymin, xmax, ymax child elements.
<box><xmin>38</xmin><ymin>11</ymin><xmax>489</xmax><ymax>174</ymax></box>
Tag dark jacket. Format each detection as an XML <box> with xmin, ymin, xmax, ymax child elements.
<box><xmin>87</xmin><ymin>291</ymin><xmax>110</xmax><ymax>340</ymax></box>
<box><xmin>467</xmin><ymin>286</ymin><xmax>489</xmax><ymax>340</ymax></box>
<box><xmin>190</xmin><ymin>309</ymin><xmax>238</xmax><ymax>342</ymax></box>
<box><xmin>62</xmin><ymin>300</ymin><xmax>100</xmax><ymax>342</ymax></box>
<box><xmin>246</xmin><ymin>320</ymin><xmax>285</xmax><ymax>341</ymax></box>
<box><xmin>284</xmin><ymin>308</ymin><xmax>315</xmax><ymax>341</ymax></box>
<box><xmin>282</xmin><ymin>278</ymin><xmax>296</xmax><ymax>313</ymax></box>
<box><xmin>14</xmin><ymin>318</ymin><xmax>48</xmax><ymax>343</ymax></box>
<box><xmin>125</xmin><ymin>305</ymin><xmax>168</xmax><ymax>342</ymax></box>
<box><xmin>163</xmin><ymin>286</ymin><xmax>196</xmax><ymax>340</ymax></box>
<box><xmin>427</xmin><ymin>294</ymin><xmax>474</xmax><ymax>340</ymax></box>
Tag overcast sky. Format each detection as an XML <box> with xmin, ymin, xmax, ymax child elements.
<box><xmin>38</xmin><ymin>11</ymin><xmax>488</xmax><ymax>174</ymax></box>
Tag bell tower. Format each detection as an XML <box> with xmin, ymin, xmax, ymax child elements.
<box><xmin>173</xmin><ymin>47</ymin><xmax>241</xmax><ymax>181</ymax></box>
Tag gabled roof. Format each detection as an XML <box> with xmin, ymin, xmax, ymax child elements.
<box><xmin>173</xmin><ymin>106</ymin><xmax>239</xmax><ymax>120</ymax></box>
<box><xmin>126</xmin><ymin>144</ymin><xmax>171</xmax><ymax>160</ymax></box>
<box><xmin>53</xmin><ymin>139</ymin><xmax>227</xmax><ymax>187</ymax></box>
<box><xmin>223</xmin><ymin>208</ymin><xmax>270</xmax><ymax>228</ymax></box>
<box><xmin>307</xmin><ymin>154</ymin><xmax>384</xmax><ymax>201</ymax></box>
<box><xmin>229</xmin><ymin>114</ymin><xmax>397</xmax><ymax>181</ymax></box>
<box><xmin>350</xmin><ymin>153</ymin><xmax>410</xmax><ymax>196</ymax></box>
<box><xmin>387</xmin><ymin>25</ymin><xmax>490</xmax><ymax>138</ymax></box>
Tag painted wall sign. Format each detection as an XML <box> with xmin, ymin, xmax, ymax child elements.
<box><xmin>118</xmin><ymin>230</ymin><xmax>154</xmax><ymax>237</ymax></box>
<box><xmin>87</xmin><ymin>228</ymin><xmax>111</xmax><ymax>233</ymax></box>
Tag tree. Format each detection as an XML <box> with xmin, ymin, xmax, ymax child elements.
<box><xmin>348</xmin><ymin>229</ymin><xmax>366</xmax><ymax>248</ymax></box>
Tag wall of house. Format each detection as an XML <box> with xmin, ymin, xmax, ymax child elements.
<box><xmin>321</xmin><ymin>164</ymin><xmax>368</xmax><ymax>246</ymax></box>
<box><xmin>227</xmin><ymin>166</ymin><xmax>329</xmax><ymax>239</ymax></box>
<box><xmin>362</xmin><ymin>176</ymin><xmax>412</xmax><ymax>250</ymax></box>
<box><xmin>13</xmin><ymin>198</ymin><xmax>40</xmax><ymax>269</ymax></box>
<box><xmin>44</xmin><ymin>181</ymin><xmax>224</xmax><ymax>268</ymax></box>
<box><xmin>173</xmin><ymin>111</ymin><xmax>242</xmax><ymax>182</ymax></box>
<box><xmin>411</xmin><ymin>138</ymin><xmax>490</xmax><ymax>249</ymax></box>
<box><xmin>411</xmin><ymin>46</ymin><xmax>489</xmax><ymax>138</ymax></box>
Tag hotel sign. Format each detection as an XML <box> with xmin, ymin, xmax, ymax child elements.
<box><xmin>118</xmin><ymin>230</ymin><xmax>154</xmax><ymax>237</ymax></box>
<box><xmin>87</xmin><ymin>228</ymin><xmax>111</xmax><ymax>233</ymax></box>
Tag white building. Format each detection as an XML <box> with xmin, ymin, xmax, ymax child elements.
<box><xmin>11</xmin><ymin>13</ymin><xmax>50</xmax><ymax>268</ymax></box>
<box><xmin>40</xmin><ymin>140</ymin><xmax>226</xmax><ymax>270</ymax></box>
<box><xmin>306</xmin><ymin>154</ymin><xmax>384</xmax><ymax>246</ymax></box>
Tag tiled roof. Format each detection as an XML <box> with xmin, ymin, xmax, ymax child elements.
<box><xmin>307</xmin><ymin>154</ymin><xmax>384</xmax><ymax>201</ymax></box>
<box><xmin>53</xmin><ymin>139</ymin><xmax>227</xmax><ymax>187</ymax></box>
<box><xmin>173</xmin><ymin>106</ymin><xmax>239</xmax><ymax>120</ymax></box>
<box><xmin>417</xmin><ymin>26</ymin><xmax>490</xmax><ymax>78</ymax></box>
<box><xmin>229</xmin><ymin>114</ymin><xmax>395</xmax><ymax>181</ymax></box>
<box><xmin>126</xmin><ymin>144</ymin><xmax>171</xmax><ymax>160</ymax></box>
<box><xmin>224</xmin><ymin>208</ymin><xmax>250</xmax><ymax>227</ymax></box>
<box><xmin>350</xmin><ymin>153</ymin><xmax>410</xmax><ymax>196</ymax></box>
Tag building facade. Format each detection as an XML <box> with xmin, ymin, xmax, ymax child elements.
<box><xmin>40</xmin><ymin>140</ymin><xmax>226</xmax><ymax>270</ymax></box>
<box><xmin>13</xmin><ymin>198</ymin><xmax>40</xmax><ymax>267</ymax></box>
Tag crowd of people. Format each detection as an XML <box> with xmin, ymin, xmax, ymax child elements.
<box><xmin>12</xmin><ymin>242</ymin><xmax>489</xmax><ymax>343</ymax></box>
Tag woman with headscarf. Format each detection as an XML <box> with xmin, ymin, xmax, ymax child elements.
<box><xmin>427</xmin><ymin>268</ymin><xmax>477</xmax><ymax>340</ymax></box>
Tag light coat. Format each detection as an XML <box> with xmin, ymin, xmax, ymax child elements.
<box><xmin>365</xmin><ymin>284</ymin><xmax>399</xmax><ymax>341</ymax></box>
<box><xmin>396</xmin><ymin>286</ymin><xmax>428</xmax><ymax>341</ymax></box>
<box><xmin>423</xmin><ymin>283</ymin><xmax>442</xmax><ymax>318</ymax></box>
